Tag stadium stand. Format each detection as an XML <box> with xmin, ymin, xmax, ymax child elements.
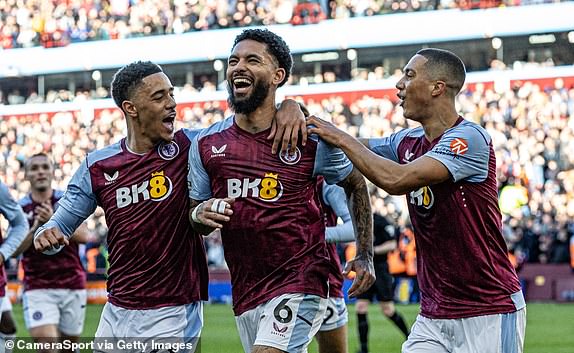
<box><xmin>2</xmin><ymin>0</ymin><xmax>565</xmax><ymax>50</ymax></box>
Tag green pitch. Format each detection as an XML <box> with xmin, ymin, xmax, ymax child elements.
<box><xmin>9</xmin><ymin>303</ymin><xmax>574</xmax><ymax>352</ymax></box>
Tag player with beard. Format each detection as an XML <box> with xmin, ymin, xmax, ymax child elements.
<box><xmin>33</xmin><ymin>60</ymin><xmax>307</xmax><ymax>352</ymax></box>
<box><xmin>15</xmin><ymin>153</ymin><xmax>89</xmax><ymax>353</ymax></box>
<box><xmin>188</xmin><ymin>29</ymin><xmax>375</xmax><ymax>353</ymax></box>
<box><xmin>307</xmin><ymin>48</ymin><xmax>525</xmax><ymax>353</ymax></box>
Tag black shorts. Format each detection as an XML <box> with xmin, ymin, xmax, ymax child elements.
<box><xmin>357</xmin><ymin>262</ymin><xmax>394</xmax><ymax>302</ymax></box>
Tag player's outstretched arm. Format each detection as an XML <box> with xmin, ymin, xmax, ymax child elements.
<box><xmin>269</xmin><ymin>99</ymin><xmax>307</xmax><ymax>155</ymax></box>
<box><xmin>189</xmin><ymin>198</ymin><xmax>234</xmax><ymax>235</ymax></box>
<box><xmin>337</xmin><ymin>167</ymin><xmax>376</xmax><ymax>297</ymax></box>
<box><xmin>308</xmin><ymin>116</ymin><xmax>449</xmax><ymax>195</ymax></box>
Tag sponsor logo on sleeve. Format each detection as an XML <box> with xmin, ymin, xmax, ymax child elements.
<box><xmin>450</xmin><ymin>138</ymin><xmax>468</xmax><ymax>155</ymax></box>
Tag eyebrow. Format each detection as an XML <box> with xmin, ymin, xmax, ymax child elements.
<box><xmin>229</xmin><ymin>53</ymin><xmax>265</xmax><ymax>61</ymax></box>
<box><xmin>150</xmin><ymin>86</ymin><xmax>174</xmax><ymax>97</ymax></box>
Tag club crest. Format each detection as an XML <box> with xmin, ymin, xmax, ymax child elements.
<box><xmin>158</xmin><ymin>141</ymin><xmax>180</xmax><ymax>160</ymax></box>
<box><xmin>279</xmin><ymin>147</ymin><xmax>301</xmax><ymax>165</ymax></box>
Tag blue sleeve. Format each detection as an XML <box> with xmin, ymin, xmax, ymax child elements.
<box><xmin>41</xmin><ymin>158</ymin><xmax>98</xmax><ymax>238</ymax></box>
<box><xmin>188</xmin><ymin>135</ymin><xmax>212</xmax><ymax>200</ymax></box>
<box><xmin>367</xmin><ymin>128</ymin><xmax>413</xmax><ymax>163</ymax></box>
<box><xmin>313</xmin><ymin>138</ymin><xmax>353</xmax><ymax>184</ymax></box>
<box><xmin>426</xmin><ymin>124</ymin><xmax>491</xmax><ymax>183</ymax></box>
<box><xmin>0</xmin><ymin>183</ymin><xmax>29</xmax><ymax>259</ymax></box>
<box><xmin>322</xmin><ymin>184</ymin><xmax>355</xmax><ymax>243</ymax></box>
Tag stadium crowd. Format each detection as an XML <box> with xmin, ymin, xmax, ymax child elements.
<box><xmin>1</xmin><ymin>75</ymin><xmax>573</xmax><ymax>272</ymax></box>
<box><xmin>1</xmin><ymin>56</ymin><xmax>559</xmax><ymax>106</ymax></box>
<box><xmin>0</xmin><ymin>0</ymin><xmax>565</xmax><ymax>49</ymax></box>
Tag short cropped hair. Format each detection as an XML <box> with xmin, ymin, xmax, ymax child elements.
<box><xmin>232</xmin><ymin>29</ymin><xmax>292</xmax><ymax>87</ymax></box>
<box><xmin>111</xmin><ymin>61</ymin><xmax>163</xmax><ymax>109</ymax></box>
<box><xmin>24</xmin><ymin>152</ymin><xmax>53</xmax><ymax>171</ymax></box>
<box><xmin>416</xmin><ymin>48</ymin><xmax>466</xmax><ymax>94</ymax></box>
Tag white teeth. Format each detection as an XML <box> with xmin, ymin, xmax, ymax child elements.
<box><xmin>233</xmin><ymin>78</ymin><xmax>252</xmax><ymax>85</ymax></box>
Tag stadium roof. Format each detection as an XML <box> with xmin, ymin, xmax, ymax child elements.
<box><xmin>0</xmin><ymin>2</ymin><xmax>573</xmax><ymax>78</ymax></box>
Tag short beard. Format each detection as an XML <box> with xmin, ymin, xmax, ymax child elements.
<box><xmin>227</xmin><ymin>81</ymin><xmax>269</xmax><ymax>115</ymax></box>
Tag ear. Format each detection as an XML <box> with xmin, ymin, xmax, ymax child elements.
<box><xmin>431</xmin><ymin>81</ymin><xmax>446</xmax><ymax>97</ymax></box>
<box><xmin>272</xmin><ymin>68</ymin><xmax>286</xmax><ymax>86</ymax></box>
<box><xmin>122</xmin><ymin>100</ymin><xmax>138</xmax><ymax>118</ymax></box>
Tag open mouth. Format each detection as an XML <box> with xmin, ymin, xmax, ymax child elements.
<box><xmin>162</xmin><ymin>113</ymin><xmax>176</xmax><ymax>132</ymax></box>
<box><xmin>233</xmin><ymin>77</ymin><xmax>253</xmax><ymax>94</ymax></box>
<box><xmin>397</xmin><ymin>93</ymin><xmax>405</xmax><ymax>107</ymax></box>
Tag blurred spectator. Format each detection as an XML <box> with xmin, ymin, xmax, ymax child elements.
<box><xmin>291</xmin><ymin>0</ymin><xmax>327</xmax><ymax>25</ymax></box>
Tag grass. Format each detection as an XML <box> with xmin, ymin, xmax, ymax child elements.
<box><xmin>9</xmin><ymin>303</ymin><xmax>574</xmax><ymax>353</ymax></box>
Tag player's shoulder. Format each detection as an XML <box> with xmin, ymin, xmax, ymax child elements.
<box><xmin>85</xmin><ymin>140</ymin><xmax>123</xmax><ymax>168</ymax></box>
<box><xmin>444</xmin><ymin>118</ymin><xmax>491</xmax><ymax>146</ymax></box>
<box><xmin>372</xmin><ymin>126</ymin><xmax>423</xmax><ymax>150</ymax></box>
<box><xmin>195</xmin><ymin>116</ymin><xmax>235</xmax><ymax>142</ymax></box>
<box><xmin>399</xmin><ymin>126</ymin><xmax>425</xmax><ymax>140</ymax></box>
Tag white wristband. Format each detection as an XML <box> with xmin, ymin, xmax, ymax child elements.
<box><xmin>191</xmin><ymin>202</ymin><xmax>204</xmax><ymax>224</ymax></box>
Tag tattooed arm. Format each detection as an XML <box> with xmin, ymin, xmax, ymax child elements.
<box><xmin>337</xmin><ymin>167</ymin><xmax>375</xmax><ymax>297</ymax></box>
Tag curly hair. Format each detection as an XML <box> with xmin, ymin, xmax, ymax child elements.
<box><xmin>111</xmin><ymin>61</ymin><xmax>163</xmax><ymax>110</ymax></box>
<box><xmin>232</xmin><ymin>29</ymin><xmax>292</xmax><ymax>87</ymax></box>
